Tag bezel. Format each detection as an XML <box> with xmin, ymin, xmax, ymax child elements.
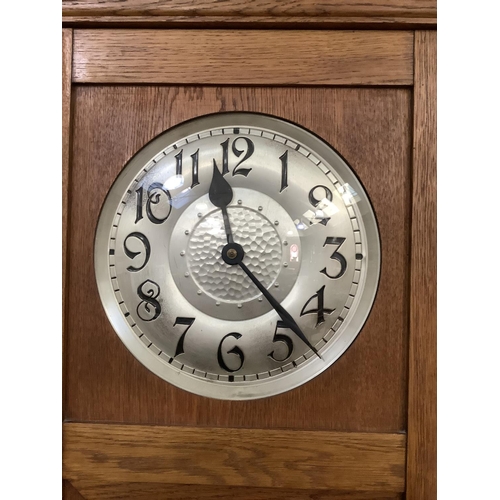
<box><xmin>94</xmin><ymin>111</ymin><xmax>381</xmax><ymax>400</ymax></box>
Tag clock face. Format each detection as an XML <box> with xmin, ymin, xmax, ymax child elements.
<box><xmin>95</xmin><ymin>112</ymin><xmax>380</xmax><ymax>400</ymax></box>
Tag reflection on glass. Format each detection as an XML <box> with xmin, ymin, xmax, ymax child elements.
<box><xmin>298</xmin><ymin>197</ymin><xmax>339</xmax><ymax>227</ymax></box>
<box><xmin>294</xmin><ymin>219</ymin><xmax>308</xmax><ymax>231</ymax></box>
<box><xmin>171</xmin><ymin>187</ymin><xmax>192</xmax><ymax>209</ymax></box>
<box><xmin>163</xmin><ymin>174</ymin><xmax>184</xmax><ymax>190</ymax></box>
<box><xmin>339</xmin><ymin>183</ymin><xmax>359</xmax><ymax>205</ymax></box>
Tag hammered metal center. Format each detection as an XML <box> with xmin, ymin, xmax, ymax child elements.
<box><xmin>187</xmin><ymin>207</ymin><xmax>282</xmax><ymax>302</ymax></box>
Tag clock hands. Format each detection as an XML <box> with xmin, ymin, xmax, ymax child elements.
<box><xmin>208</xmin><ymin>160</ymin><xmax>234</xmax><ymax>244</ymax></box>
<box><xmin>238</xmin><ymin>261</ymin><xmax>321</xmax><ymax>359</ymax></box>
<box><xmin>208</xmin><ymin>161</ymin><xmax>321</xmax><ymax>359</ymax></box>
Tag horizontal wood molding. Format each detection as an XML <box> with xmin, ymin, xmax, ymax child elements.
<box><xmin>63</xmin><ymin>423</ymin><xmax>406</xmax><ymax>492</ymax></box>
<box><xmin>73</xmin><ymin>29</ymin><xmax>414</xmax><ymax>85</ymax></box>
<box><xmin>63</xmin><ymin>16</ymin><xmax>435</xmax><ymax>30</ymax></box>
<box><xmin>63</xmin><ymin>0</ymin><xmax>436</xmax><ymax>17</ymax></box>
<box><xmin>63</xmin><ymin>0</ymin><xmax>436</xmax><ymax>27</ymax></box>
<box><xmin>73</xmin><ymin>481</ymin><xmax>403</xmax><ymax>500</ymax></box>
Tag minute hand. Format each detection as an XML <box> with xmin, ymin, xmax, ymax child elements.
<box><xmin>238</xmin><ymin>261</ymin><xmax>321</xmax><ymax>359</ymax></box>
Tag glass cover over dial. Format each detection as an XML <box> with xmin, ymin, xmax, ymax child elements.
<box><xmin>94</xmin><ymin>112</ymin><xmax>380</xmax><ymax>400</ymax></box>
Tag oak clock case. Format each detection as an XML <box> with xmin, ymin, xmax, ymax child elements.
<box><xmin>94</xmin><ymin>112</ymin><xmax>380</xmax><ymax>400</ymax></box>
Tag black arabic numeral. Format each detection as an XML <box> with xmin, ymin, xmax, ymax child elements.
<box><xmin>220</xmin><ymin>137</ymin><xmax>255</xmax><ymax>177</ymax></box>
<box><xmin>309</xmin><ymin>185</ymin><xmax>333</xmax><ymax>206</ymax></box>
<box><xmin>217</xmin><ymin>332</ymin><xmax>245</xmax><ymax>373</ymax></box>
<box><xmin>232</xmin><ymin>137</ymin><xmax>254</xmax><ymax>177</ymax></box>
<box><xmin>279</xmin><ymin>150</ymin><xmax>288</xmax><ymax>192</ymax></box>
<box><xmin>190</xmin><ymin>149</ymin><xmax>200</xmax><ymax>188</ymax></box>
<box><xmin>135</xmin><ymin>187</ymin><xmax>143</xmax><ymax>223</ymax></box>
<box><xmin>175</xmin><ymin>149</ymin><xmax>183</xmax><ymax>176</ymax></box>
<box><xmin>220</xmin><ymin>138</ymin><xmax>230</xmax><ymax>175</ymax></box>
<box><xmin>308</xmin><ymin>185</ymin><xmax>333</xmax><ymax>226</ymax></box>
<box><xmin>136</xmin><ymin>280</ymin><xmax>161</xmax><ymax>322</ymax></box>
<box><xmin>321</xmin><ymin>236</ymin><xmax>347</xmax><ymax>279</ymax></box>
<box><xmin>124</xmin><ymin>232</ymin><xmax>151</xmax><ymax>272</ymax></box>
<box><xmin>135</xmin><ymin>183</ymin><xmax>172</xmax><ymax>225</ymax></box>
<box><xmin>146</xmin><ymin>182</ymin><xmax>172</xmax><ymax>224</ymax></box>
<box><xmin>174</xmin><ymin>149</ymin><xmax>200</xmax><ymax>189</ymax></box>
<box><xmin>268</xmin><ymin>321</ymin><xmax>294</xmax><ymax>362</ymax></box>
<box><xmin>173</xmin><ymin>317</ymin><xmax>195</xmax><ymax>357</ymax></box>
<box><xmin>300</xmin><ymin>285</ymin><xmax>335</xmax><ymax>327</ymax></box>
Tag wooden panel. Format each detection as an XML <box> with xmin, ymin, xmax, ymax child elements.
<box><xmin>72</xmin><ymin>30</ymin><xmax>414</xmax><ymax>85</ymax></box>
<box><xmin>63</xmin><ymin>480</ymin><xmax>86</xmax><ymax>500</ymax></box>
<box><xmin>65</xmin><ymin>86</ymin><xmax>411</xmax><ymax>432</ymax></box>
<box><xmin>76</xmin><ymin>482</ymin><xmax>404</xmax><ymax>500</ymax></box>
<box><xmin>62</xmin><ymin>0</ymin><xmax>436</xmax><ymax>24</ymax></box>
<box><xmin>63</xmin><ymin>423</ymin><xmax>406</xmax><ymax>492</ymax></box>
<box><xmin>406</xmin><ymin>31</ymin><xmax>437</xmax><ymax>500</ymax></box>
<box><xmin>62</xmin><ymin>28</ymin><xmax>73</xmax><ymax>418</ymax></box>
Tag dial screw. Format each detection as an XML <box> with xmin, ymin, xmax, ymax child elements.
<box><xmin>180</xmin><ymin>251</ymin><xmax>185</xmax><ymax>256</ymax></box>
<box><xmin>227</xmin><ymin>248</ymin><xmax>238</xmax><ymax>259</ymax></box>
<box><xmin>197</xmin><ymin>213</ymin><xmax>202</xmax><ymax>218</ymax></box>
<box><xmin>283</xmin><ymin>262</ymin><xmax>288</xmax><ymax>267</ymax></box>
<box><xmin>238</xmin><ymin>303</ymin><xmax>242</xmax><ymax>308</ymax></box>
<box><xmin>258</xmin><ymin>206</ymin><xmax>263</xmax><ymax>211</ymax></box>
<box><xmin>185</xmin><ymin>230</ymin><xmax>190</xmax><ymax>235</ymax></box>
<box><xmin>274</xmin><ymin>221</ymin><xmax>279</xmax><ymax>226</ymax></box>
<box><xmin>197</xmin><ymin>290</ymin><xmax>202</xmax><ymax>295</ymax></box>
<box><xmin>184</xmin><ymin>272</ymin><xmax>190</xmax><ymax>278</ymax></box>
<box><xmin>216</xmin><ymin>301</ymin><xmax>220</xmax><ymax>306</ymax></box>
<box><xmin>237</xmin><ymin>199</ymin><xmax>242</xmax><ymax>205</ymax></box>
<box><xmin>258</xmin><ymin>297</ymin><xmax>263</xmax><ymax>302</ymax></box>
<box><xmin>283</xmin><ymin>241</ymin><xmax>288</xmax><ymax>246</ymax></box>
<box><xmin>274</xmin><ymin>282</ymin><xmax>279</xmax><ymax>288</ymax></box>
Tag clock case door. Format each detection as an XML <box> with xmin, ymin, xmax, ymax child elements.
<box><xmin>63</xmin><ymin>26</ymin><xmax>436</xmax><ymax>500</ymax></box>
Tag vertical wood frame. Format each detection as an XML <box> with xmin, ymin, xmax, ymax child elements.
<box><xmin>406</xmin><ymin>30</ymin><xmax>437</xmax><ymax>499</ymax></box>
<box><xmin>62</xmin><ymin>28</ymin><xmax>73</xmax><ymax>417</ymax></box>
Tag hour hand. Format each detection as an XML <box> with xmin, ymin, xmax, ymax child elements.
<box><xmin>208</xmin><ymin>160</ymin><xmax>234</xmax><ymax>244</ymax></box>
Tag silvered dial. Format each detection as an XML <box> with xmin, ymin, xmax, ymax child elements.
<box><xmin>95</xmin><ymin>112</ymin><xmax>380</xmax><ymax>400</ymax></box>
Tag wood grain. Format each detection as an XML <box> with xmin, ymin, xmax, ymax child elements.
<box><xmin>75</xmin><ymin>481</ymin><xmax>403</xmax><ymax>500</ymax></box>
<box><xmin>65</xmin><ymin>86</ymin><xmax>411</xmax><ymax>432</ymax></box>
<box><xmin>72</xmin><ymin>30</ymin><xmax>413</xmax><ymax>85</ymax></box>
<box><xmin>406</xmin><ymin>31</ymin><xmax>437</xmax><ymax>500</ymax></box>
<box><xmin>62</xmin><ymin>0</ymin><xmax>436</xmax><ymax>21</ymax></box>
<box><xmin>62</xmin><ymin>28</ymin><xmax>73</xmax><ymax>419</ymax></box>
<box><xmin>64</xmin><ymin>480</ymin><xmax>86</xmax><ymax>500</ymax></box>
<box><xmin>63</xmin><ymin>423</ymin><xmax>406</xmax><ymax>492</ymax></box>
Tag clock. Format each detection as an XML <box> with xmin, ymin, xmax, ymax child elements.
<box><xmin>94</xmin><ymin>112</ymin><xmax>380</xmax><ymax>400</ymax></box>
